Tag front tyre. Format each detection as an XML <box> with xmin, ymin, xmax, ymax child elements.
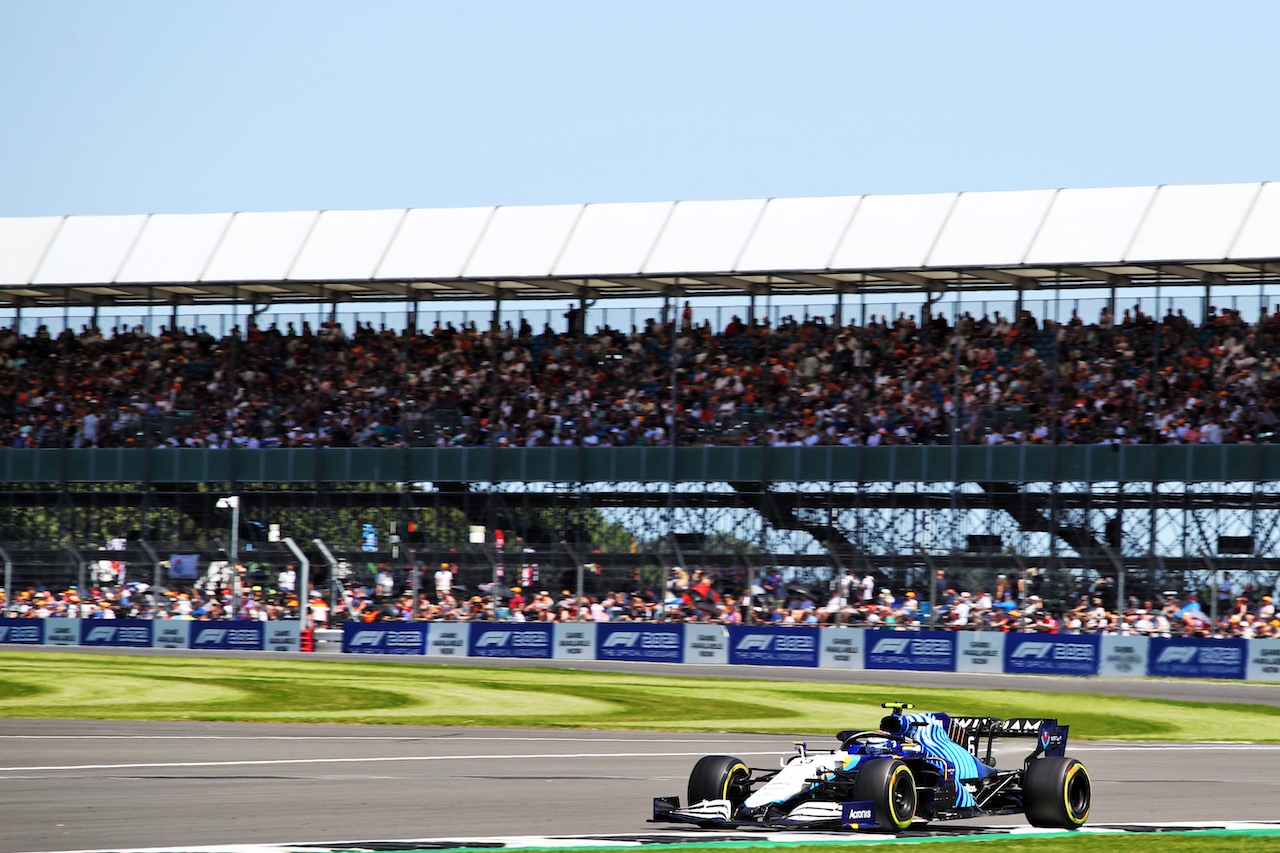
<box><xmin>851</xmin><ymin>758</ymin><xmax>916</xmax><ymax>832</ymax></box>
<box><xmin>1023</xmin><ymin>757</ymin><xmax>1091</xmax><ymax>828</ymax></box>
<box><xmin>687</xmin><ymin>755</ymin><xmax>750</xmax><ymax>808</ymax></box>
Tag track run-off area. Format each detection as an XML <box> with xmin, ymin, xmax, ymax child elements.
<box><xmin>3</xmin><ymin>648</ymin><xmax>1280</xmax><ymax>853</ymax></box>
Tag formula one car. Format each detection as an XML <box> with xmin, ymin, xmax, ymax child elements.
<box><xmin>652</xmin><ymin>703</ymin><xmax>1090</xmax><ymax>832</ymax></box>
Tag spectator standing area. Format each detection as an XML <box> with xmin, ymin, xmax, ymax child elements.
<box><xmin>2</xmin><ymin>182</ymin><xmax>1280</xmax><ymax>648</ymax></box>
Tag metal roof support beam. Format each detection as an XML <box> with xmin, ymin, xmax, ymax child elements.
<box><xmin>190</xmin><ymin>285</ymin><xmax>274</xmax><ymax>303</ymax></box>
<box><xmin>771</xmin><ymin>272</ymin><xmax>857</xmax><ymax>290</ymax></box>
<box><xmin>1233</xmin><ymin>262</ymin><xmax>1280</xmax><ymax>277</ymax></box>
<box><xmin>431</xmin><ymin>280</ymin><xmax>498</xmax><ymax>298</ymax></box>
<box><xmin>67</xmin><ymin>289</ymin><xmax>119</xmax><ymax>306</ymax></box>
<box><xmin>507</xmin><ymin>279</ymin><xmax>600</xmax><ymax>300</ymax></box>
<box><xmin>681</xmin><ymin>274</ymin><xmax>768</xmax><ymax>294</ymax></box>
<box><xmin>866</xmin><ymin>270</ymin><xmax>940</xmax><ymax>289</ymax></box>
<box><xmin>1059</xmin><ymin>267</ymin><xmax>1133</xmax><ymax>287</ymax></box>
<box><xmin>263</xmin><ymin>282</ymin><xmax>353</xmax><ymax>301</ymax></box>
<box><xmin>1156</xmin><ymin>264</ymin><xmax>1225</xmax><ymax>284</ymax></box>
<box><xmin>598</xmin><ymin>277</ymin><xmax>685</xmax><ymax>297</ymax></box>
<box><xmin>970</xmin><ymin>269</ymin><xmax>1039</xmax><ymax>289</ymax></box>
<box><xmin>351</xmin><ymin>281</ymin><xmax>416</xmax><ymax>298</ymax></box>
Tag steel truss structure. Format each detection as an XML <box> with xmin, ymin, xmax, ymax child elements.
<box><xmin>4</xmin><ymin>470</ymin><xmax>1279</xmax><ymax>611</ymax></box>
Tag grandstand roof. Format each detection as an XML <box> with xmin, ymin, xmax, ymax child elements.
<box><xmin>2</xmin><ymin>182</ymin><xmax>1279</xmax><ymax>308</ymax></box>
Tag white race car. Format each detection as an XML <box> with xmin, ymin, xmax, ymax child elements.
<box><xmin>653</xmin><ymin>703</ymin><xmax>1091</xmax><ymax>832</ymax></box>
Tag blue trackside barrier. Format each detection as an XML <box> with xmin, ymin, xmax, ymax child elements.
<box><xmin>597</xmin><ymin>623</ymin><xmax>684</xmax><ymax>663</ymax></box>
<box><xmin>1004</xmin><ymin>633</ymin><xmax>1100</xmax><ymax>677</ymax></box>
<box><xmin>0</xmin><ymin>617</ymin><xmax>43</xmax><ymax>644</ymax></box>
<box><xmin>80</xmin><ymin>619</ymin><xmax>153</xmax><ymax>648</ymax></box>
<box><xmin>342</xmin><ymin>622</ymin><xmax>428</xmax><ymax>655</ymax></box>
<box><xmin>4</xmin><ymin>619</ymin><xmax>1278</xmax><ymax>682</ymax></box>
<box><xmin>865</xmin><ymin>629</ymin><xmax>956</xmax><ymax>672</ymax></box>
<box><xmin>189</xmin><ymin>622</ymin><xmax>265</xmax><ymax>652</ymax></box>
<box><xmin>727</xmin><ymin>625</ymin><xmax>821</xmax><ymax>667</ymax></box>
<box><xmin>467</xmin><ymin>622</ymin><xmax>554</xmax><ymax>659</ymax></box>
<box><xmin>1149</xmin><ymin>636</ymin><xmax>1247</xmax><ymax>680</ymax></box>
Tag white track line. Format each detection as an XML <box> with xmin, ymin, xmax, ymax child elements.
<box><xmin>0</xmin><ymin>749</ymin><xmax>787</xmax><ymax>774</ymax></box>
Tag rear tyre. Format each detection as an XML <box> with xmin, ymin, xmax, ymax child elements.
<box><xmin>851</xmin><ymin>758</ymin><xmax>916</xmax><ymax>832</ymax></box>
<box><xmin>1023</xmin><ymin>757</ymin><xmax>1091</xmax><ymax>828</ymax></box>
<box><xmin>687</xmin><ymin>755</ymin><xmax>751</xmax><ymax>808</ymax></box>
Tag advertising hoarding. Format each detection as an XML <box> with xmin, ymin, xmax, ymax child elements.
<box><xmin>1149</xmin><ymin>637</ymin><xmax>1246</xmax><ymax>680</ymax></box>
<box><xmin>0</xmin><ymin>618</ymin><xmax>43</xmax><ymax>644</ymax></box>
<box><xmin>1003</xmin><ymin>633</ymin><xmax>1099</xmax><ymax>677</ymax></box>
<box><xmin>467</xmin><ymin>623</ymin><xmax>554</xmax><ymax>659</ymax></box>
<box><xmin>426</xmin><ymin>623</ymin><xmax>469</xmax><ymax>657</ymax></box>
<box><xmin>818</xmin><ymin>626</ymin><xmax>864</xmax><ymax>669</ymax></box>
<box><xmin>865</xmin><ymin>630</ymin><xmax>956</xmax><ymax>672</ymax></box>
<box><xmin>342</xmin><ymin>623</ymin><xmax>428</xmax><ymax>655</ymax></box>
<box><xmin>152</xmin><ymin>620</ymin><xmax>191</xmax><ymax>649</ymax></box>
<box><xmin>683</xmin><ymin>625</ymin><xmax>729</xmax><ymax>664</ymax></box>
<box><xmin>554</xmin><ymin>623</ymin><xmax>597</xmax><ymax>660</ymax></box>
<box><xmin>727</xmin><ymin>626</ymin><xmax>820</xmax><ymax>667</ymax></box>
<box><xmin>596</xmin><ymin>623</ymin><xmax>682</xmax><ymax>663</ymax></box>
<box><xmin>79</xmin><ymin>620</ymin><xmax>153</xmax><ymax>648</ymax></box>
<box><xmin>1098</xmin><ymin>635</ymin><xmax>1148</xmax><ymax>678</ymax></box>
<box><xmin>956</xmin><ymin>631</ymin><xmax>1004</xmax><ymax>673</ymax></box>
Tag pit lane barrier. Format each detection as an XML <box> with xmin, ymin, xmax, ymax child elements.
<box><xmin>3</xmin><ymin>618</ymin><xmax>1278</xmax><ymax>681</ymax></box>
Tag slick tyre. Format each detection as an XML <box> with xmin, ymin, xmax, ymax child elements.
<box><xmin>687</xmin><ymin>755</ymin><xmax>750</xmax><ymax>808</ymax></box>
<box><xmin>1023</xmin><ymin>757</ymin><xmax>1091</xmax><ymax>828</ymax></box>
<box><xmin>851</xmin><ymin>758</ymin><xmax>916</xmax><ymax>832</ymax></box>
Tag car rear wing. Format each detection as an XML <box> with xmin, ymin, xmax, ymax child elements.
<box><xmin>947</xmin><ymin>716</ymin><xmax>1069</xmax><ymax>760</ymax></box>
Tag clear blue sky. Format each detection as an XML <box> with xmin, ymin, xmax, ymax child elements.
<box><xmin>2</xmin><ymin>0</ymin><xmax>1277</xmax><ymax>218</ymax></box>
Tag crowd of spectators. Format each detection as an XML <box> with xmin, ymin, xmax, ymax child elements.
<box><xmin>4</xmin><ymin>564</ymin><xmax>1277</xmax><ymax>639</ymax></box>
<box><xmin>3</xmin><ymin>300</ymin><xmax>1280</xmax><ymax>449</ymax></box>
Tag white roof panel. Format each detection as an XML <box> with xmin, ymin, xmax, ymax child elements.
<box><xmin>1025</xmin><ymin>186</ymin><xmax>1156</xmax><ymax>265</ymax></box>
<box><xmin>202</xmin><ymin>211</ymin><xmax>319</xmax><ymax>281</ymax></box>
<box><xmin>736</xmin><ymin>195</ymin><xmax>861</xmax><ymax>272</ymax></box>
<box><xmin>831</xmin><ymin>192</ymin><xmax>956</xmax><ymax>269</ymax></box>
<box><xmin>289</xmin><ymin>209</ymin><xmax>405</xmax><ymax>281</ymax></box>
<box><xmin>376</xmin><ymin>206</ymin><xmax>493</xmax><ymax>280</ymax></box>
<box><xmin>927</xmin><ymin>189</ymin><xmax>1056</xmax><ymax>267</ymax></box>
<box><xmin>464</xmin><ymin>204</ymin><xmax>583</xmax><ymax>279</ymax></box>
<box><xmin>0</xmin><ymin>216</ymin><xmax>63</xmax><ymax>285</ymax></box>
<box><xmin>32</xmin><ymin>214</ymin><xmax>148</xmax><ymax>284</ymax></box>
<box><xmin>554</xmin><ymin>202</ymin><xmax>672</xmax><ymax>276</ymax></box>
<box><xmin>116</xmin><ymin>213</ymin><xmax>233</xmax><ymax>283</ymax></box>
<box><xmin>1229</xmin><ymin>182</ymin><xmax>1280</xmax><ymax>260</ymax></box>
<box><xmin>643</xmin><ymin>199</ymin><xmax>767</xmax><ymax>274</ymax></box>
<box><xmin>1125</xmin><ymin>183</ymin><xmax>1260</xmax><ymax>262</ymax></box>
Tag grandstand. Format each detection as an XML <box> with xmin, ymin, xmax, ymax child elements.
<box><xmin>2</xmin><ymin>181</ymin><xmax>1280</xmax><ymax>616</ymax></box>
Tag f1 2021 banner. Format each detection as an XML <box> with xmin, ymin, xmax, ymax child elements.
<box><xmin>342</xmin><ymin>623</ymin><xmax>428</xmax><ymax>655</ymax></box>
<box><xmin>596</xmin><ymin>623</ymin><xmax>683</xmax><ymax>663</ymax></box>
<box><xmin>864</xmin><ymin>630</ymin><xmax>956</xmax><ymax>672</ymax></box>
<box><xmin>468</xmin><ymin>623</ymin><xmax>554</xmax><ymax>659</ymax></box>
<box><xmin>1148</xmin><ymin>637</ymin><xmax>1247</xmax><ymax>680</ymax></box>
<box><xmin>1004</xmin><ymin>633</ymin><xmax>1100</xmax><ymax>676</ymax></box>
<box><xmin>727</xmin><ymin>626</ymin><xmax>820</xmax><ymax>667</ymax></box>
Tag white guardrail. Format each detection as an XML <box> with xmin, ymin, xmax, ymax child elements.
<box><xmin>3</xmin><ymin>618</ymin><xmax>1278</xmax><ymax>681</ymax></box>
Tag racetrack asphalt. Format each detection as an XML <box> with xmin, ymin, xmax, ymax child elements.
<box><xmin>3</xmin><ymin>646</ymin><xmax>1279</xmax><ymax>853</ymax></box>
<box><xmin>2</xmin><ymin>719</ymin><xmax>1279</xmax><ymax>853</ymax></box>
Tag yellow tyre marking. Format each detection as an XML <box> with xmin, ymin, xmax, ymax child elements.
<box><xmin>890</xmin><ymin>765</ymin><xmax>914</xmax><ymax>829</ymax></box>
<box><xmin>722</xmin><ymin>763</ymin><xmax>748</xmax><ymax>801</ymax></box>
<box><xmin>1064</xmin><ymin>763</ymin><xmax>1090</xmax><ymax>825</ymax></box>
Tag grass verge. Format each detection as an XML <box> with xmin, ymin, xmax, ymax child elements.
<box><xmin>453</xmin><ymin>836</ymin><xmax>1280</xmax><ymax>853</ymax></box>
<box><xmin>1</xmin><ymin>651</ymin><xmax>1278</xmax><ymax>739</ymax></box>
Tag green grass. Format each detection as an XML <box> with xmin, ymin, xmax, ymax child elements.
<box><xmin>1</xmin><ymin>651</ymin><xmax>1279</xmax><ymax>739</ymax></box>
<box><xmin>453</xmin><ymin>837</ymin><xmax>1280</xmax><ymax>853</ymax></box>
